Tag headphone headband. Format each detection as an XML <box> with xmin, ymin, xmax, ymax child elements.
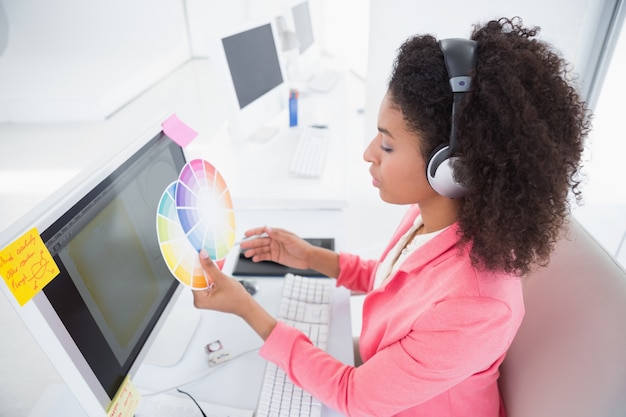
<box><xmin>439</xmin><ymin>38</ymin><xmax>477</xmax><ymax>152</ymax></box>
<box><xmin>426</xmin><ymin>38</ymin><xmax>477</xmax><ymax>199</ymax></box>
<box><xmin>439</xmin><ymin>38</ymin><xmax>477</xmax><ymax>92</ymax></box>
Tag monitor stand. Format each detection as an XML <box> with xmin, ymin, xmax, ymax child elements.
<box><xmin>228</xmin><ymin>112</ymin><xmax>282</xmax><ymax>144</ymax></box>
<box><xmin>249</xmin><ymin>126</ymin><xmax>280</xmax><ymax>143</ymax></box>
<box><xmin>143</xmin><ymin>308</ymin><xmax>202</xmax><ymax>367</ymax></box>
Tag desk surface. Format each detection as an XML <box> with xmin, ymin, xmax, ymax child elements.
<box><xmin>133</xmin><ymin>278</ymin><xmax>354</xmax><ymax>415</ymax></box>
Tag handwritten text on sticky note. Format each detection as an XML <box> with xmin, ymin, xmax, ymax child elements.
<box><xmin>0</xmin><ymin>228</ymin><xmax>60</xmax><ymax>306</ymax></box>
<box><xmin>107</xmin><ymin>375</ymin><xmax>141</xmax><ymax>417</ymax></box>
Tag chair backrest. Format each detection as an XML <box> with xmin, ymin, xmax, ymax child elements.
<box><xmin>499</xmin><ymin>218</ymin><xmax>626</xmax><ymax>417</ymax></box>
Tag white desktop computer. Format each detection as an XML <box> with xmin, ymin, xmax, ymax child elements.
<box><xmin>0</xmin><ymin>123</ymin><xmax>195</xmax><ymax>416</ymax></box>
<box><xmin>291</xmin><ymin>0</ymin><xmax>320</xmax><ymax>72</ymax></box>
<box><xmin>278</xmin><ymin>0</ymin><xmax>341</xmax><ymax>92</ymax></box>
<box><xmin>208</xmin><ymin>19</ymin><xmax>289</xmax><ymax>142</ymax></box>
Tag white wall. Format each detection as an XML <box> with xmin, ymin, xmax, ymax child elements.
<box><xmin>587</xmin><ymin>23</ymin><xmax>626</xmax><ymax>206</ymax></box>
<box><xmin>363</xmin><ymin>0</ymin><xmax>614</xmax><ymax>141</ymax></box>
<box><xmin>0</xmin><ymin>0</ymin><xmax>368</xmax><ymax>123</ymax></box>
<box><xmin>0</xmin><ymin>0</ymin><xmax>190</xmax><ymax>122</ymax></box>
<box><xmin>184</xmin><ymin>0</ymin><xmax>369</xmax><ymax>78</ymax></box>
<box><xmin>574</xmin><ymin>11</ymin><xmax>626</xmax><ymax>264</ymax></box>
<box><xmin>185</xmin><ymin>0</ymin><xmax>282</xmax><ymax>57</ymax></box>
<box><xmin>315</xmin><ymin>0</ymin><xmax>370</xmax><ymax>78</ymax></box>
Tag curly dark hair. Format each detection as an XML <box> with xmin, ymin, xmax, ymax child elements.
<box><xmin>387</xmin><ymin>17</ymin><xmax>591</xmax><ymax>275</ymax></box>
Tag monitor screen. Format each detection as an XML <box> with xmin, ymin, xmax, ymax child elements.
<box><xmin>292</xmin><ymin>0</ymin><xmax>314</xmax><ymax>54</ymax></box>
<box><xmin>288</xmin><ymin>0</ymin><xmax>321</xmax><ymax>79</ymax></box>
<box><xmin>222</xmin><ymin>23</ymin><xmax>284</xmax><ymax>110</ymax></box>
<box><xmin>39</xmin><ymin>131</ymin><xmax>186</xmax><ymax>410</ymax></box>
<box><xmin>210</xmin><ymin>19</ymin><xmax>288</xmax><ymax>141</ymax></box>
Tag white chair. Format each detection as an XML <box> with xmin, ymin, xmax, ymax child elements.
<box><xmin>499</xmin><ymin>219</ymin><xmax>626</xmax><ymax>417</ymax></box>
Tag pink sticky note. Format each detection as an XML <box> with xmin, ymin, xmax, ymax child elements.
<box><xmin>161</xmin><ymin>114</ymin><xmax>198</xmax><ymax>147</ymax></box>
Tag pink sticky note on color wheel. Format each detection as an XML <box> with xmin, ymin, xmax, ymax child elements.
<box><xmin>162</xmin><ymin>114</ymin><xmax>198</xmax><ymax>147</ymax></box>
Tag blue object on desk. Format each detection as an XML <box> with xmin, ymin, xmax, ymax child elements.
<box><xmin>289</xmin><ymin>89</ymin><xmax>298</xmax><ymax>127</ymax></box>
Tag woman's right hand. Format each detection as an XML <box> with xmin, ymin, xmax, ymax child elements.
<box><xmin>240</xmin><ymin>226</ymin><xmax>313</xmax><ymax>270</ymax></box>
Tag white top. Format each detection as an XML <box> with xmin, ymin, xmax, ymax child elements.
<box><xmin>373</xmin><ymin>215</ymin><xmax>444</xmax><ymax>289</ymax></box>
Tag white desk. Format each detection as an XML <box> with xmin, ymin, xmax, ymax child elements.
<box><xmin>183</xmin><ymin>59</ymin><xmax>354</xmax><ymax>211</ymax></box>
<box><xmin>133</xmin><ymin>280</ymin><xmax>353</xmax><ymax>415</ymax></box>
<box><xmin>185</xmin><ymin>117</ymin><xmax>349</xmax><ymax>211</ymax></box>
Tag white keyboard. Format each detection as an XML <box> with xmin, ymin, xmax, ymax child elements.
<box><xmin>256</xmin><ymin>274</ymin><xmax>334</xmax><ymax>417</ymax></box>
<box><xmin>288</xmin><ymin>125</ymin><xmax>330</xmax><ymax>178</ymax></box>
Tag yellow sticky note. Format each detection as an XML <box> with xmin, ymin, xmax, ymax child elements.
<box><xmin>0</xmin><ymin>227</ymin><xmax>60</xmax><ymax>306</ymax></box>
<box><xmin>106</xmin><ymin>375</ymin><xmax>141</xmax><ymax>417</ymax></box>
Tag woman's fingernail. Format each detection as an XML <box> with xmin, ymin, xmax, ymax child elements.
<box><xmin>199</xmin><ymin>249</ymin><xmax>209</xmax><ymax>259</ymax></box>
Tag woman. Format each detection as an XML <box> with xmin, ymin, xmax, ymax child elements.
<box><xmin>193</xmin><ymin>17</ymin><xmax>590</xmax><ymax>416</ymax></box>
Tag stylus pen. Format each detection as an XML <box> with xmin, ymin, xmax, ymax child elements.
<box><xmin>233</xmin><ymin>232</ymin><xmax>269</xmax><ymax>246</ymax></box>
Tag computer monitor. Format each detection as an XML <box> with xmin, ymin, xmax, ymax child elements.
<box><xmin>3</xmin><ymin>125</ymin><xmax>192</xmax><ymax>415</ymax></box>
<box><xmin>291</xmin><ymin>0</ymin><xmax>321</xmax><ymax>71</ymax></box>
<box><xmin>209</xmin><ymin>20</ymin><xmax>288</xmax><ymax>142</ymax></box>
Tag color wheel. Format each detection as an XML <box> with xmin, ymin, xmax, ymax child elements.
<box><xmin>156</xmin><ymin>159</ymin><xmax>236</xmax><ymax>289</ymax></box>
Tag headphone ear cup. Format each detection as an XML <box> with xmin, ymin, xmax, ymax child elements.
<box><xmin>426</xmin><ymin>145</ymin><xmax>467</xmax><ymax>198</ymax></box>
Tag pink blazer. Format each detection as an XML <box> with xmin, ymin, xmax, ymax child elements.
<box><xmin>260</xmin><ymin>205</ymin><xmax>524</xmax><ymax>416</ymax></box>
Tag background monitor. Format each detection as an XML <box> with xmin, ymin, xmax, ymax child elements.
<box><xmin>291</xmin><ymin>0</ymin><xmax>321</xmax><ymax>70</ymax></box>
<box><xmin>3</xmin><ymin>126</ymin><xmax>193</xmax><ymax>415</ymax></box>
<box><xmin>276</xmin><ymin>0</ymin><xmax>329</xmax><ymax>87</ymax></box>
<box><xmin>0</xmin><ymin>2</ymin><xmax>8</xmax><ymax>56</ymax></box>
<box><xmin>210</xmin><ymin>20</ymin><xmax>288</xmax><ymax>142</ymax></box>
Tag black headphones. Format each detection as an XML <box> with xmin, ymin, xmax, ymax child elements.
<box><xmin>426</xmin><ymin>38</ymin><xmax>477</xmax><ymax>198</ymax></box>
